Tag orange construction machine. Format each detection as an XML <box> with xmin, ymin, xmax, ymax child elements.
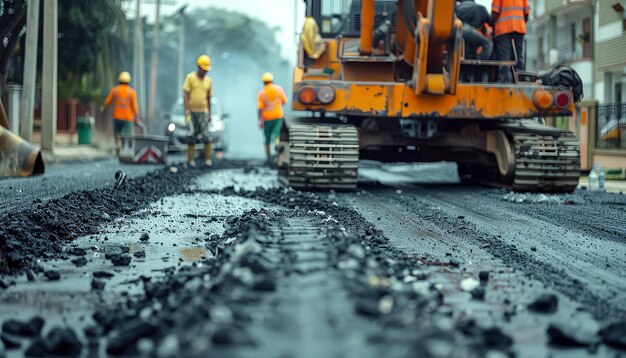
<box><xmin>279</xmin><ymin>0</ymin><xmax>584</xmax><ymax>193</ymax></box>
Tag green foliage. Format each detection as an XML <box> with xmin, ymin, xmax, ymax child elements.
<box><xmin>0</xmin><ymin>0</ymin><xmax>27</xmax><ymax>86</ymax></box>
<box><xmin>58</xmin><ymin>0</ymin><xmax>129</xmax><ymax>100</ymax></box>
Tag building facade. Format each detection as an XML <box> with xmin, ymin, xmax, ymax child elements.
<box><xmin>526</xmin><ymin>0</ymin><xmax>626</xmax><ymax>171</ymax></box>
<box><xmin>595</xmin><ymin>0</ymin><xmax>626</xmax><ymax>159</ymax></box>
<box><xmin>527</xmin><ymin>0</ymin><xmax>594</xmax><ymax>99</ymax></box>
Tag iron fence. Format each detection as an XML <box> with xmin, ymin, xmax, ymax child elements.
<box><xmin>596</xmin><ymin>103</ymin><xmax>626</xmax><ymax>149</ymax></box>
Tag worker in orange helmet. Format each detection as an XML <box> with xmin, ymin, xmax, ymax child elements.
<box><xmin>103</xmin><ymin>71</ymin><xmax>139</xmax><ymax>155</ymax></box>
<box><xmin>491</xmin><ymin>0</ymin><xmax>531</xmax><ymax>82</ymax></box>
<box><xmin>257</xmin><ymin>72</ymin><xmax>288</xmax><ymax>164</ymax></box>
<box><xmin>183</xmin><ymin>55</ymin><xmax>213</xmax><ymax>167</ymax></box>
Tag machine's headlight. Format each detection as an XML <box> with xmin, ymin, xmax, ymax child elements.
<box><xmin>167</xmin><ymin>123</ymin><xmax>176</xmax><ymax>132</ymax></box>
<box><xmin>317</xmin><ymin>86</ymin><xmax>336</xmax><ymax>104</ymax></box>
<box><xmin>211</xmin><ymin>120</ymin><xmax>224</xmax><ymax>132</ymax></box>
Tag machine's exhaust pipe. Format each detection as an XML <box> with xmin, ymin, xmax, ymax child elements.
<box><xmin>0</xmin><ymin>126</ymin><xmax>45</xmax><ymax>177</ymax></box>
<box><xmin>359</xmin><ymin>0</ymin><xmax>375</xmax><ymax>55</ymax></box>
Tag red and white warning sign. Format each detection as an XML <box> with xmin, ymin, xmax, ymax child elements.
<box><xmin>133</xmin><ymin>146</ymin><xmax>165</xmax><ymax>164</ymax></box>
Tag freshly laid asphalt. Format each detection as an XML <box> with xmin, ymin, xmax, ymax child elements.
<box><xmin>0</xmin><ymin>159</ymin><xmax>625</xmax><ymax>357</ymax></box>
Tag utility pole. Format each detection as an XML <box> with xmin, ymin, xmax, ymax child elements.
<box><xmin>177</xmin><ymin>9</ymin><xmax>186</xmax><ymax>97</ymax></box>
<box><xmin>147</xmin><ymin>0</ymin><xmax>161</xmax><ymax>131</ymax></box>
<box><xmin>19</xmin><ymin>0</ymin><xmax>40</xmax><ymax>141</ymax></box>
<box><xmin>133</xmin><ymin>0</ymin><xmax>147</xmax><ymax>116</ymax></box>
<box><xmin>41</xmin><ymin>0</ymin><xmax>58</xmax><ymax>152</ymax></box>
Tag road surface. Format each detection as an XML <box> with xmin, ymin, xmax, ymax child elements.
<box><xmin>0</xmin><ymin>160</ymin><xmax>624</xmax><ymax>357</ymax></box>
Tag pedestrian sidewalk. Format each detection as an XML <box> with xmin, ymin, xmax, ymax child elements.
<box><xmin>577</xmin><ymin>177</ymin><xmax>626</xmax><ymax>194</ymax></box>
<box><xmin>41</xmin><ymin>145</ymin><xmax>113</xmax><ymax>165</ymax></box>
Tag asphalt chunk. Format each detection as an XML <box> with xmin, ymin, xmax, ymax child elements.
<box><xmin>139</xmin><ymin>232</ymin><xmax>150</xmax><ymax>242</ymax></box>
<box><xmin>70</xmin><ymin>256</ymin><xmax>88</xmax><ymax>267</ymax></box>
<box><xmin>25</xmin><ymin>327</ymin><xmax>82</xmax><ymax>357</ymax></box>
<box><xmin>93</xmin><ymin>271</ymin><xmax>115</xmax><ymax>279</ymax></box>
<box><xmin>547</xmin><ymin>321</ymin><xmax>600</xmax><ymax>347</ymax></box>
<box><xmin>110</xmin><ymin>254</ymin><xmax>132</xmax><ymax>267</ymax></box>
<box><xmin>0</xmin><ymin>333</ymin><xmax>20</xmax><ymax>349</ymax></box>
<box><xmin>528</xmin><ymin>293</ymin><xmax>558</xmax><ymax>314</ymax></box>
<box><xmin>44</xmin><ymin>270</ymin><xmax>60</xmax><ymax>281</ymax></box>
<box><xmin>91</xmin><ymin>279</ymin><xmax>106</xmax><ymax>291</ymax></box>
<box><xmin>2</xmin><ymin>317</ymin><xmax>44</xmax><ymax>337</ymax></box>
<box><xmin>600</xmin><ymin>321</ymin><xmax>626</xmax><ymax>348</ymax></box>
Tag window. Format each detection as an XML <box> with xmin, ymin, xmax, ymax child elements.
<box><xmin>570</xmin><ymin>23</ymin><xmax>576</xmax><ymax>51</ymax></box>
<box><xmin>583</xmin><ymin>18</ymin><xmax>591</xmax><ymax>57</ymax></box>
<box><xmin>538</xmin><ymin>36</ymin><xmax>544</xmax><ymax>65</ymax></box>
<box><xmin>319</xmin><ymin>0</ymin><xmax>352</xmax><ymax>36</ymax></box>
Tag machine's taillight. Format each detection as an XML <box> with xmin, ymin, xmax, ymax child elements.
<box><xmin>317</xmin><ymin>86</ymin><xmax>336</xmax><ymax>104</ymax></box>
<box><xmin>533</xmin><ymin>90</ymin><xmax>553</xmax><ymax>110</ymax></box>
<box><xmin>298</xmin><ymin>87</ymin><xmax>317</xmax><ymax>104</ymax></box>
<box><xmin>555</xmin><ymin>92</ymin><xmax>572</xmax><ymax>109</ymax></box>
<box><xmin>297</xmin><ymin>86</ymin><xmax>336</xmax><ymax>105</ymax></box>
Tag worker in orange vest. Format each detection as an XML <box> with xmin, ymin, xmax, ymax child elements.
<box><xmin>491</xmin><ymin>0</ymin><xmax>531</xmax><ymax>82</ymax></box>
<box><xmin>103</xmin><ymin>71</ymin><xmax>139</xmax><ymax>155</ymax></box>
<box><xmin>257</xmin><ymin>72</ymin><xmax>288</xmax><ymax>164</ymax></box>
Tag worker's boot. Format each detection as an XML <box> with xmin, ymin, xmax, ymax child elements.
<box><xmin>187</xmin><ymin>144</ymin><xmax>196</xmax><ymax>167</ymax></box>
<box><xmin>204</xmin><ymin>143</ymin><xmax>212</xmax><ymax>167</ymax></box>
<box><xmin>264</xmin><ymin>144</ymin><xmax>271</xmax><ymax>166</ymax></box>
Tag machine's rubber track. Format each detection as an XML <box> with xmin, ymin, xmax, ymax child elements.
<box><xmin>279</xmin><ymin>123</ymin><xmax>359</xmax><ymax>190</ymax></box>
<box><xmin>510</xmin><ymin>130</ymin><xmax>580</xmax><ymax>193</ymax></box>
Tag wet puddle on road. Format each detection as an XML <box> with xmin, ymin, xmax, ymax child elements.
<box><xmin>193</xmin><ymin>167</ymin><xmax>279</xmax><ymax>191</ymax></box>
<box><xmin>0</xmin><ymin>192</ymin><xmax>274</xmax><ymax>344</ymax></box>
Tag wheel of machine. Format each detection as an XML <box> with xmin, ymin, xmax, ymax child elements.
<box><xmin>510</xmin><ymin>130</ymin><xmax>580</xmax><ymax>193</ymax></box>
<box><xmin>457</xmin><ymin>121</ymin><xmax>580</xmax><ymax>193</ymax></box>
<box><xmin>278</xmin><ymin>122</ymin><xmax>359</xmax><ymax>190</ymax></box>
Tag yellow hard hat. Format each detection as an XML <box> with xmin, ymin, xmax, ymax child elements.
<box><xmin>197</xmin><ymin>55</ymin><xmax>212</xmax><ymax>71</ymax></box>
<box><xmin>262</xmin><ymin>72</ymin><xmax>274</xmax><ymax>82</ymax></box>
<box><xmin>118</xmin><ymin>71</ymin><xmax>131</xmax><ymax>83</ymax></box>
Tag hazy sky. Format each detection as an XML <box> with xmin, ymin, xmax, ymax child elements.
<box><xmin>125</xmin><ymin>0</ymin><xmax>302</xmax><ymax>62</ymax></box>
<box><xmin>125</xmin><ymin>0</ymin><xmax>494</xmax><ymax>64</ymax></box>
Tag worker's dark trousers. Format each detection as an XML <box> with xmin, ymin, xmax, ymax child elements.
<box><xmin>463</xmin><ymin>24</ymin><xmax>493</xmax><ymax>60</ymax></box>
<box><xmin>462</xmin><ymin>24</ymin><xmax>494</xmax><ymax>82</ymax></box>
<box><xmin>494</xmin><ymin>32</ymin><xmax>525</xmax><ymax>83</ymax></box>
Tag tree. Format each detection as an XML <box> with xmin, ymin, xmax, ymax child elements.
<box><xmin>0</xmin><ymin>0</ymin><xmax>130</xmax><ymax>102</ymax></box>
<box><xmin>57</xmin><ymin>0</ymin><xmax>130</xmax><ymax>102</ymax></box>
<box><xmin>0</xmin><ymin>0</ymin><xmax>27</xmax><ymax>91</ymax></box>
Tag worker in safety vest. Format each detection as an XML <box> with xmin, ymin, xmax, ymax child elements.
<box><xmin>257</xmin><ymin>72</ymin><xmax>288</xmax><ymax>163</ymax></box>
<box><xmin>183</xmin><ymin>55</ymin><xmax>213</xmax><ymax>167</ymax></box>
<box><xmin>457</xmin><ymin>0</ymin><xmax>493</xmax><ymax>61</ymax></box>
<box><xmin>491</xmin><ymin>0</ymin><xmax>531</xmax><ymax>82</ymax></box>
<box><xmin>103</xmin><ymin>71</ymin><xmax>139</xmax><ymax>155</ymax></box>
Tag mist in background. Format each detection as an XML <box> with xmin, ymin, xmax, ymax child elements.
<box><xmin>138</xmin><ymin>6</ymin><xmax>294</xmax><ymax>159</ymax></box>
<box><xmin>211</xmin><ymin>52</ymin><xmax>292</xmax><ymax>160</ymax></box>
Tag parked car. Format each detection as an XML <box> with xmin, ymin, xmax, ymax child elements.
<box><xmin>164</xmin><ymin>97</ymin><xmax>229</xmax><ymax>152</ymax></box>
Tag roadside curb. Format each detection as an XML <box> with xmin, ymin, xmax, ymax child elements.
<box><xmin>41</xmin><ymin>147</ymin><xmax>114</xmax><ymax>165</ymax></box>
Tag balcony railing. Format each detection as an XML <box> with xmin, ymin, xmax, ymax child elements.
<box><xmin>596</xmin><ymin>103</ymin><xmax>626</xmax><ymax>149</ymax></box>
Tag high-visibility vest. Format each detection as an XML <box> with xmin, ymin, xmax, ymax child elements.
<box><xmin>257</xmin><ymin>84</ymin><xmax>288</xmax><ymax>121</ymax></box>
<box><xmin>492</xmin><ymin>0</ymin><xmax>530</xmax><ymax>37</ymax></box>
<box><xmin>105</xmin><ymin>85</ymin><xmax>138</xmax><ymax>121</ymax></box>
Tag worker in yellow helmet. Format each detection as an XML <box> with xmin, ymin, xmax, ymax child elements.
<box><xmin>183</xmin><ymin>55</ymin><xmax>213</xmax><ymax>167</ymax></box>
<box><xmin>257</xmin><ymin>72</ymin><xmax>288</xmax><ymax>164</ymax></box>
<box><xmin>103</xmin><ymin>71</ymin><xmax>139</xmax><ymax>155</ymax></box>
<box><xmin>300</xmin><ymin>16</ymin><xmax>326</xmax><ymax>68</ymax></box>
